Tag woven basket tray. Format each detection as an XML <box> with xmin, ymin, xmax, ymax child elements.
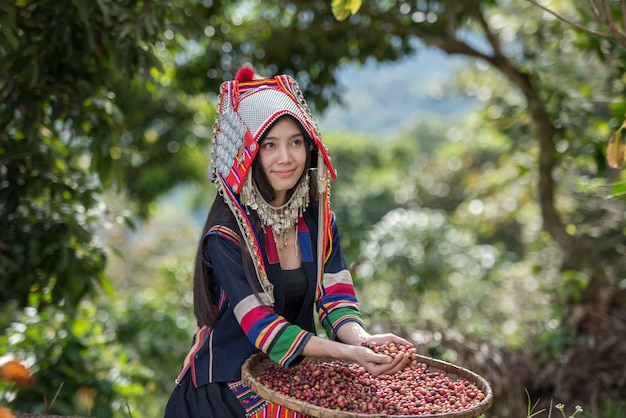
<box><xmin>241</xmin><ymin>352</ymin><xmax>493</xmax><ymax>418</ymax></box>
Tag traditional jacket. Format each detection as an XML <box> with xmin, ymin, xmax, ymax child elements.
<box><xmin>176</xmin><ymin>203</ymin><xmax>364</xmax><ymax>387</ymax></box>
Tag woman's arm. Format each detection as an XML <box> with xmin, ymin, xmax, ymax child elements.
<box><xmin>311</xmin><ymin>216</ymin><xmax>415</xmax><ymax>375</ymax></box>
<box><xmin>207</xmin><ymin>230</ymin><xmax>314</xmax><ymax>369</ymax></box>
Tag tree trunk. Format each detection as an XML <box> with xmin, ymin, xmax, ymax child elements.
<box><xmin>414</xmin><ymin>3</ymin><xmax>624</xmax><ymax>413</ymax></box>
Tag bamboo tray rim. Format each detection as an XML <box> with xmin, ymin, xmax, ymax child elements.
<box><xmin>241</xmin><ymin>352</ymin><xmax>493</xmax><ymax>418</ymax></box>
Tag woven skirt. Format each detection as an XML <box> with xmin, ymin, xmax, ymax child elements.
<box><xmin>164</xmin><ymin>372</ymin><xmax>307</xmax><ymax>418</ymax></box>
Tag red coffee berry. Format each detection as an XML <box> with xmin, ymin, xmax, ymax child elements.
<box><xmin>257</xmin><ymin>342</ymin><xmax>486</xmax><ymax>416</ymax></box>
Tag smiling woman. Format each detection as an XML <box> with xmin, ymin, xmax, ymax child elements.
<box><xmin>163</xmin><ymin>66</ymin><xmax>414</xmax><ymax>418</ymax></box>
<box><xmin>242</xmin><ymin>116</ymin><xmax>312</xmax><ymax>265</ymax></box>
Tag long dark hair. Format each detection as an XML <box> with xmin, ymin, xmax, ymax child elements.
<box><xmin>193</xmin><ymin>115</ymin><xmax>318</xmax><ymax>327</ymax></box>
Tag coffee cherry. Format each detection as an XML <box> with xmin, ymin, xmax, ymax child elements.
<box><xmin>257</xmin><ymin>342</ymin><xmax>486</xmax><ymax>416</ymax></box>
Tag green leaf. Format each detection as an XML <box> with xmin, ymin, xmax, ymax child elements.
<box><xmin>95</xmin><ymin>0</ymin><xmax>111</xmax><ymax>27</ymax></box>
<box><xmin>331</xmin><ymin>0</ymin><xmax>362</xmax><ymax>21</ymax></box>
<box><xmin>0</xmin><ymin>22</ymin><xmax>19</xmax><ymax>50</ymax></box>
<box><xmin>610</xmin><ymin>179</ymin><xmax>626</xmax><ymax>197</ymax></box>
<box><xmin>0</xmin><ymin>2</ymin><xmax>19</xmax><ymax>51</ymax></box>
<box><xmin>71</xmin><ymin>0</ymin><xmax>90</xmax><ymax>23</ymax></box>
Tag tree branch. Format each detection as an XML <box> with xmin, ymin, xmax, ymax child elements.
<box><xmin>623</xmin><ymin>0</ymin><xmax>626</xmax><ymax>37</ymax></box>
<box><xmin>600</xmin><ymin>0</ymin><xmax>626</xmax><ymax>45</ymax></box>
<box><xmin>588</xmin><ymin>0</ymin><xmax>607</xmax><ymax>24</ymax></box>
<box><xmin>524</xmin><ymin>0</ymin><xmax>620</xmax><ymax>39</ymax></box>
<box><xmin>433</xmin><ymin>3</ymin><xmax>611</xmax><ymax>304</ymax></box>
<box><xmin>471</xmin><ymin>0</ymin><xmax>503</xmax><ymax>57</ymax></box>
<box><xmin>523</xmin><ymin>0</ymin><xmax>626</xmax><ymax>47</ymax></box>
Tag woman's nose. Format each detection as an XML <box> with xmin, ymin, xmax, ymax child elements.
<box><xmin>276</xmin><ymin>144</ymin><xmax>291</xmax><ymax>162</ymax></box>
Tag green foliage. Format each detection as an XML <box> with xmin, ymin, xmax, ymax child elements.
<box><xmin>168</xmin><ymin>0</ymin><xmax>416</xmax><ymax>111</ymax></box>
<box><xmin>1</xmin><ymin>300</ymin><xmax>150</xmax><ymax>416</ymax></box>
<box><xmin>600</xmin><ymin>399</ymin><xmax>626</xmax><ymax>418</ymax></box>
<box><xmin>331</xmin><ymin>0</ymin><xmax>362</xmax><ymax>21</ymax></box>
<box><xmin>355</xmin><ymin>207</ymin><xmax>503</xmax><ymax>334</ymax></box>
<box><xmin>104</xmin><ymin>286</ymin><xmax>195</xmax><ymax>417</ymax></box>
<box><xmin>94</xmin><ymin>188</ymin><xmax>202</xmax><ymax>416</ymax></box>
<box><xmin>534</xmin><ymin>270</ymin><xmax>590</xmax><ymax>356</ymax></box>
<box><xmin>1</xmin><ymin>0</ymin><xmax>625</xmax><ymax>415</ymax></box>
<box><xmin>0</xmin><ymin>0</ymin><xmax>205</xmax><ymax>310</ymax></box>
<box><xmin>324</xmin><ymin>130</ymin><xmax>422</xmax><ymax>261</ymax></box>
<box><xmin>0</xmin><ymin>285</ymin><xmax>194</xmax><ymax>417</ymax></box>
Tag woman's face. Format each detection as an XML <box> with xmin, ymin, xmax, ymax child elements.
<box><xmin>258</xmin><ymin>117</ymin><xmax>308</xmax><ymax>206</ymax></box>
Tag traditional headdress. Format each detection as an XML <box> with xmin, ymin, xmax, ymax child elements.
<box><xmin>208</xmin><ymin>66</ymin><xmax>336</xmax><ymax>304</ymax></box>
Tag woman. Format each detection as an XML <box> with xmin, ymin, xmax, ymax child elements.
<box><xmin>165</xmin><ymin>66</ymin><xmax>413</xmax><ymax>418</ymax></box>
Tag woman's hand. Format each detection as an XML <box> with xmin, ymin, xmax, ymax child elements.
<box><xmin>353</xmin><ymin>344</ymin><xmax>411</xmax><ymax>377</ymax></box>
<box><xmin>316</xmin><ymin>324</ymin><xmax>415</xmax><ymax>376</ymax></box>
<box><xmin>353</xmin><ymin>333</ymin><xmax>414</xmax><ymax>376</ymax></box>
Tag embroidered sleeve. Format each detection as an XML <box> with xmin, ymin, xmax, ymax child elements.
<box><xmin>316</xmin><ymin>215</ymin><xmax>364</xmax><ymax>340</ymax></box>
<box><xmin>206</xmin><ymin>227</ymin><xmax>313</xmax><ymax>368</ymax></box>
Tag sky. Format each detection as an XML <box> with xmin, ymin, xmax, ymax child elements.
<box><xmin>318</xmin><ymin>47</ymin><xmax>474</xmax><ymax>135</ymax></box>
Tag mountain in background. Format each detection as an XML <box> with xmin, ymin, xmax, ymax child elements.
<box><xmin>318</xmin><ymin>47</ymin><xmax>475</xmax><ymax>137</ymax></box>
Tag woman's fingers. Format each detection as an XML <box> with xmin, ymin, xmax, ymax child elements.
<box><xmin>366</xmin><ymin>351</ymin><xmax>411</xmax><ymax>377</ymax></box>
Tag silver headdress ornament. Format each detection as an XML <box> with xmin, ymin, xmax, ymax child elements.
<box><xmin>209</xmin><ymin>66</ymin><xmax>336</xmax><ymax>304</ymax></box>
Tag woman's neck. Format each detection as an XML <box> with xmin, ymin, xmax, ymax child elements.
<box><xmin>271</xmin><ymin>191</ymin><xmax>287</xmax><ymax>207</ymax></box>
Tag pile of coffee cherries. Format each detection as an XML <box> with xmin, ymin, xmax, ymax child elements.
<box><xmin>258</xmin><ymin>342</ymin><xmax>486</xmax><ymax>415</ymax></box>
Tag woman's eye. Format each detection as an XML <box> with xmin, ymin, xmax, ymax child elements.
<box><xmin>291</xmin><ymin>138</ymin><xmax>303</xmax><ymax>146</ymax></box>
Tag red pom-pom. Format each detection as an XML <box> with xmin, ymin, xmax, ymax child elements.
<box><xmin>235</xmin><ymin>66</ymin><xmax>256</xmax><ymax>81</ymax></box>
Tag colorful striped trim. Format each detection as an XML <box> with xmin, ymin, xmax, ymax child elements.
<box><xmin>322</xmin><ymin>189</ymin><xmax>333</xmax><ymax>262</ymax></box>
<box><xmin>265</xmin><ymin>218</ymin><xmax>312</xmax><ymax>265</ymax></box>
<box><xmin>234</xmin><ymin>293</ymin><xmax>312</xmax><ymax>367</ymax></box>
<box><xmin>238</xmin><ymin>78</ymin><xmax>281</xmax><ymax>91</ymax></box>
<box><xmin>315</xmin><ymin>207</ymin><xmax>334</xmax><ymax>304</ymax></box>
<box><xmin>234</xmin><ymin>294</ymin><xmax>284</xmax><ymax>353</ymax></box>
<box><xmin>267</xmin><ymin>325</ymin><xmax>311</xmax><ymax>367</ymax></box>
<box><xmin>251</xmin><ymin>403</ymin><xmax>309</xmax><ymax>418</ymax></box>
<box><xmin>207</xmin><ymin>225</ymin><xmax>241</xmax><ymax>246</ymax></box>
<box><xmin>264</xmin><ymin>226</ymin><xmax>279</xmax><ymax>265</ymax></box>
<box><xmin>228</xmin><ymin>380</ymin><xmax>268</xmax><ymax>417</ymax></box>
<box><xmin>275</xmin><ymin>75</ymin><xmax>297</xmax><ymax>103</ymax></box>
<box><xmin>297</xmin><ymin>219</ymin><xmax>313</xmax><ymax>263</ymax></box>
<box><xmin>219</xmin><ymin>175</ymin><xmax>275</xmax><ymax>303</ymax></box>
<box><xmin>200</xmin><ymin>225</ymin><xmax>241</xmax><ymax>268</ymax></box>
<box><xmin>252</xmin><ymin>403</ymin><xmax>311</xmax><ymax>418</ymax></box>
<box><xmin>227</xmin><ymin>373</ymin><xmax>314</xmax><ymax>417</ymax></box>
<box><xmin>175</xmin><ymin>325</ymin><xmax>211</xmax><ymax>387</ymax></box>
<box><xmin>322</xmin><ymin>269</ymin><xmax>354</xmax><ymax>289</ymax></box>
<box><xmin>319</xmin><ymin>307</ymin><xmax>363</xmax><ymax>340</ymax></box>
<box><xmin>224</xmin><ymin>129</ymin><xmax>256</xmax><ymax>192</ymax></box>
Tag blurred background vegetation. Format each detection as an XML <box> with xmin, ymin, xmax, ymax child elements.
<box><xmin>1</xmin><ymin>0</ymin><xmax>626</xmax><ymax>417</ymax></box>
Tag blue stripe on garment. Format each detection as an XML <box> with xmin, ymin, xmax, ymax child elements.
<box><xmin>297</xmin><ymin>218</ymin><xmax>313</xmax><ymax>263</ymax></box>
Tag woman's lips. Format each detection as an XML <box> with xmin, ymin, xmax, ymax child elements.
<box><xmin>273</xmin><ymin>168</ymin><xmax>296</xmax><ymax>177</ymax></box>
